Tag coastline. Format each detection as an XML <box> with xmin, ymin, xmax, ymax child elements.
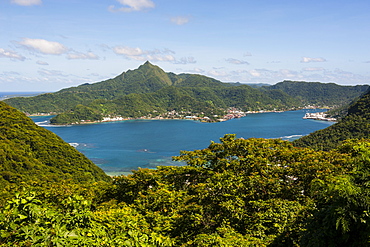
<box><xmin>29</xmin><ymin>107</ymin><xmax>329</xmax><ymax>126</ymax></box>
<box><xmin>26</xmin><ymin>113</ymin><xmax>55</xmax><ymax>117</ymax></box>
<box><xmin>53</xmin><ymin>109</ymin><xmax>287</xmax><ymax>125</ymax></box>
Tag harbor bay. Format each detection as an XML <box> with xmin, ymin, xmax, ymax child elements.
<box><xmin>32</xmin><ymin>109</ymin><xmax>334</xmax><ymax>176</ymax></box>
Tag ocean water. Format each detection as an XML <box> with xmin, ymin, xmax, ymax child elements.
<box><xmin>31</xmin><ymin>109</ymin><xmax>334</xmax><ymax>176</ymax></box>
<box><xmin>0</xmin><ymin>92</ymin><xmax>49</xmax><ymax>101</ymax></box>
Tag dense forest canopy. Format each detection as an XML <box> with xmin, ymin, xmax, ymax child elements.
<box><xmin>4</xmin><ymin>62</ymin><xmax>368</xmax><ymax>125</ymax></box>
<box><xmin>0</xmin><ymin>101</ymin><xmax>110</xmax><ymax>187</ymax></box>
<box><xmin>1</xmin><ymin>132</ymin><xmax>370</xmax><ymax>246</ymax></box>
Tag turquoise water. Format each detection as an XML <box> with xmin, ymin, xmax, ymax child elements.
<box><xmin>31</xmin><ymin>109</ymin><xmax>334</xmax><ymax>175</ymax></box>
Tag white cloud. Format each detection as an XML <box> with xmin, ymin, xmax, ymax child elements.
<box><xmin>302</xmin><ymin>67</ymin><xmax>325</xmax><ymax>72</ymax></box>
<box><xmin>226</xmin><ymin>58</ymin><xmax>249</xmax><ymax>65</ymax></box>
<box><xmin>18</xmin><ymin>38</ymin><xmax>68</xmax><ymax>55</ymax></box>
<box><xmin>0</xmin><ymin>48</ymin><xmax>25</xmax><ymax>61</ymax></box>
<box><xmin>174</xmin><ymin>57</ymin><xmax>196</xmax><ymax>64</ymax></box>
<box><xmin>3</xmin><ymin>71</ymin><xmax>20</xmax><ymax>76</ymax></box>
<box><xmin>146</xmin><ymin>54</ymin><xmax>176</xmax><ymax>62</ymax></box>
<box><xmin>233</xmin><ymin>67</ymin><xmax>370</xmax><ymax>85</ymax></box>
<box><xmin>113</xmin><ymin>45</ymin><xmax>174</xmax><ymax>62</ymax></box>
<box><xmin>186</xmin><ymin>68</ymin><xmax>205</xmax><ymax>74</ymax></box>
<box><xmin>109</xmin><ymin>0</ymin><xmax>155</xmax><ymax>12</ymax></box>
<box><xmin>204</xmin><ymin>68</ymin><xmax>305</xmax><ymax>83</ymax></box>
<box><xmin>113</xmin><ymin>46</ymin><xmax>145</xmax><ymax>56</ymax></box>
<box><xmin>249</xmin><ymin>70</ymin><xmax>261</xmax><ymax>77</ymax></box>
<box><xmin>38</xmin><ymin>68</ymin><xmax>67</xmax><ymax>77</ymax></box>
<box><xmin>0</xmin><ymin>70</ymin><xmax>102</xmax><ymax>91</ymax></box>
<box><xmin>67</xmin><ymin>52</ymin><xmax>99</xmax><ymax>60</ymax></box>
<box><xmin>36</xmin><ymin>60</ymin><xmax>49</xmax><ymax>65</ymax></box>
<box><xmin>279</xmin><ymin>69</ymin><xmax>299</xmax><ymax>78</ymax></box>
<box><xmin>180</xmin><ymin>66</ymin><xmax>370</xmax><ymax>85</ymax></box>
<box><xmin>208</xmin><ymin>70</ymin><xmax>229</xmax><ymax>77</ymax></box>
<box><xmin>11</xmin><ymin>0</ymin><xmax>42</xmax><ymax>6</ymax></box>
<box><xmin>301</xmin><ymin>57</ymin><xmax>327</xmax><ymax>63</ymax></box>
<box><xmin>170</xmin><ymin>16</ymin><xmax>190</xmax><ymax>25</ymax></box>
<box><xmin>113</xmin><ymin>45</ymin><xmax>194</xmax><ymax>64</ymax></box>
<box><xmin>243</xmin><ymin>52</ymin><xmax>252</xmax><ymax>57</ymax></box>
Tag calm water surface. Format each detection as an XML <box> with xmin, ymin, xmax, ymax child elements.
<box><xmin>32</xmin><ymin>109</ymin><xmax>334</xmax><ymax>175</ymax></box>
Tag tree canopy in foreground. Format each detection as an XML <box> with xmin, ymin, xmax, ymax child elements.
<box><xmin>1</xmin><ymin>134</ymin><xmax>370</xmax><ymax>246</ymax></box>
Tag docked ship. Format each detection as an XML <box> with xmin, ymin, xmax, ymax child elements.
<box><xmin>303</xmin><ymin>112</ymin><xmax>336</xmax><ymax>122</ymax></box>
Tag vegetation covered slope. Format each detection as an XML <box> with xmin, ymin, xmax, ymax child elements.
<box><xmin>5</xmin><ymin>62</ymin><xmax>368</xmax><ymax>125</ymax></box>
<box><xmin>293</xmin><ymin>89</ymin><xmax>370</xmax><ymax>150</ymax></box>
<box><xmin>0</xmin><ymin>101</ymin><xmax>111</xmax><ymax>186</ymax></box>
<box><xmin>1</xmin><ymin>134</ymin><xmax>370</xmax><ymax>246</ymax></box>
<box><xmin>3</xmin><ymin>62</ymin><xmax>223</xmax><ymax>114</ymax></box>
<box><xmin>264</xmin><ymin>80</ymin><xmax>369</xmax><ymax>106</ymax></box>
<box><xmin>49</xmin><ymin>84</ymin><xmax>298</xmax><ymax>124</ymax></box>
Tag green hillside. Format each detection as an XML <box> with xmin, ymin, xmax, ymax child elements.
<box><xmin>3</xmin><ymin>62</ymin><xmax>173</xmax><ymax>114</ymax></box>
<box><xmin>264</xmin><ymin>80</ymin><xmax>369</xmax><ymax>106</ymax></box>
<box><xmin>4</xmin><ymin>62</ymin><xmax>225</xmax><ymax>114</ymax></box>
<box><xmin>4</xmin><ymin>62</ymin><xmax>369</xmax><ymax>125</ymax></box>
<box><xmin>50</xmin><ymin>84</ymin><xmax>299</xmax><ymax>124</ymax></box>
<box><xmin>293</xmin><ymin>89</ymin><xmax>370</xmax><ymax>150</ymax></box>
<box><xmin>0</xmin><ymin>101</ymin><xmax>111</xmax><ymax>186</ymax></box>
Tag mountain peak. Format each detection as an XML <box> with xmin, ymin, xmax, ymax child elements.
<box><xmin>139</xmin><ymin>61</ymin><xmax>156</xmax><ymax>69</ymax></box>
<box><xmin>123</xmin><ymin>61</ymin><xmax>172</xmax><ymax>86</ymax></box>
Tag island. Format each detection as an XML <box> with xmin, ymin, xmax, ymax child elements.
<box><xmin>4</xmin><ymin>62</ymin><xmax>368</xmax><ymax>125</ymax></box>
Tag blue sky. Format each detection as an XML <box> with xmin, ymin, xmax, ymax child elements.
<box><xmin>1</xmin><ymin>0</ymin><xmax>370</xmax><ymax>91</ymax></box>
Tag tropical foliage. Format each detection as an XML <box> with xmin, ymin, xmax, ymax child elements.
<box><xmin>0</xmin><ymin>101</ymin><xmax>110</xmax><ymax>187</ymax></box>
<box><xmin>1</xmin><ymin>134</ymin><xmax>370</xmax><ymax>246</ymax></box>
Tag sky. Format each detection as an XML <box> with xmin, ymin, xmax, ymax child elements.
<box><xmin>1</xmin><ymin>0</ymin><xmax>370</xmax><ymax>92</ymax></box>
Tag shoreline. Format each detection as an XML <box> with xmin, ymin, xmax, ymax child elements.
<box><xmin>50</xmin><ymin>109</ymin><xmax>288</xmax><ymax>125</ymax></box>
<box><xmin>29</xmin><ymin>107</ymin><xmax>328</xmax><ymax>126</ymax></box>
<box><xmin>68</xmin><ymin>108</ymin><xmax>315</xmax><ymax>125</ymax></box>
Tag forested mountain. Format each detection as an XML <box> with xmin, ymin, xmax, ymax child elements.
<box><xmin>4</xmin><ymin>62</ymin><xmax>369</xmax><ymax>125</ymax></box>
<box><xmin>4</xmin><ymin>62</ymin><xmax>298</xmax><ymax>124</ymax></box>
<box><xmin>4</xmin><ymin>62</ymin><xmax>226</xmax><ymax>114</ymax></box>
<box><xmin>294</xmin><ymin>88</ymin><xmax>370</xmax><ymax>150</ymax></box>
<box><xmin>264</xmin><ymin>80</ymin><xmax>369</xmax><ymax>106</ymax></box>
<box><xmin>49</xmin><ymin>84</ymin><xmax>299</xmax><ymax>124</ymax></box>
<box><xmin>0</xmin><ymin>101</ymin><xmax>111</xmax><ymax>186</ymax></box>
